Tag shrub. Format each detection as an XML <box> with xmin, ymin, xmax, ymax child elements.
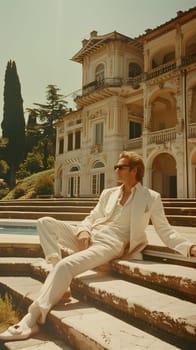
<box><xmin>13</xmin><ymin>186</ymin><xmax>25</xmax><ymax>199</ymax></box>
<box><xmin>0</xmin><ymin>179</ymin><xmax>9</xmax><ymax>199</ymax></box>
<box><xmin>34</xmin><ymin>174</ymin><xmax>54</xmax><ymax>196</ymax></box>
<box><xmin>0</xmin><ymin>188</ymin><xmax>9</xmax><ymax>199</ymax></box>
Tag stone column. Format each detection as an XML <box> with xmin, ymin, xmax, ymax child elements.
<box><xmin>144</xmin><ymin>47</ymin><xmax>150</xmax><ymax>72</ymax></box>
<box><xmin>144</xmin><ymin>105</ymin><xmax>152</xmax><ymax>130</ymax></box>
<box><xmin>175</xmin><ymin>24</ymin><xmax>183</xmax><ymax>67</ymax></box>
<box><xmin>187</xmin><ymin>89</ymin><xmax>193</xmax><ymax>124</ymax></box>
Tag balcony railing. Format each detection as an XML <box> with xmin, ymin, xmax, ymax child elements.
<box><xmin>124</xmin><ymin>137</ymin><xmax>142</xmax><ymax>150</ymax></box>
<box><xmin>182</xmin><ymin>53</ymin><xmax>196</xmax><ymax>66</ymax></box>
<box><xmin>147</xmin><ymin>127</ymin><xmax>176</xmax><ymax>145</ymax></box>
<box><xmin>188</xmin><ymin>123</ymin><xmax>196</xmax><ymax>138</ymax></box>
<box><xmin>73</xmin><ymin>54</ymin><xmax>195</xmax><ymax>100</ymax></box>
<box><xmin>147</xmin><ymin>60</ymin><xmax>176</xmax><ymax>80</ymax></box>
<box><xmin>124</xmin><ymin>74</ymin><xmax>144</xmax><ymax>86</ymax></box>
<box><xmin>82</xmin><ymin>78</ymin><xmax>123</xmax><ymax>96</ymax></box>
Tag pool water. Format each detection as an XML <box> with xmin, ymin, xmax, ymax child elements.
<box><xmin>0</xmin><ymin>226</ymin><xmax>37</xmax><ymax>235</ymax></box>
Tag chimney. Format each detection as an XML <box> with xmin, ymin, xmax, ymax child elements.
<box><xmin>90</xmin><ymin>30</ymin><xmax>98</xmax><ymax>38</ymax></box>
<box><xmin>177</xmin><ymin>10</ymin><xmax>183</xmax><ymax>17</ymax></box>
<box><xmin>82</xmin><ymin>39</ymin><xmax>88</xmax><ymax>47</ymax></box>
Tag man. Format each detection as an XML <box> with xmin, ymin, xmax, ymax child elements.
<box><xmin>0</xmin><ymin>151</ymin><xmax>196</xmax><ymax>341</ymax></box>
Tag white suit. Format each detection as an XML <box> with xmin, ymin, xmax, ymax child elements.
<box><xmin>69</xmin><ymin>182</ymin><xmax>192</xmax><ymax>257</ymax></box>
<box><xmin>32</xmin><ymin>183</ymin><xmax>192</xmax><ymax>323</ymax></box>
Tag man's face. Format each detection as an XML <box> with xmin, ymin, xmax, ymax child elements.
<box><xmin>114</xmin><ymin>157</ymin><xmax>137</xmax><ymax>185</ymax></box>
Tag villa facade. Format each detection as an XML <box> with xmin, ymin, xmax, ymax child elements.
<box><xmin>55</xmin><ymin>8</ymin><xmax>196</xmax><ymax>198</ymax></box>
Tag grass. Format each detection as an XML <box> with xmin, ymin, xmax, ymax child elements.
<box><xmin>2</xmin><ymin>168</ymin><xmax>54</xmax><ymax>200</ymax></box>
<box><xmin>0</xmin><ymin>170</ymin><xmax>55</xmax><ymax>331</ymax></box>
<box><xmin>0</xmin><ymin>294</ymin><xmax>20</xmax><ymax>332</ymax></box>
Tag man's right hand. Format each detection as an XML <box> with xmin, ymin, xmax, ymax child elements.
<box><xmin>77</xmin><ymin>231</ymin><xmax>92</xmax><ymax>251</ymax></box>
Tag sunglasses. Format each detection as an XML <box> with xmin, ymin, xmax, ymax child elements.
<box><xmin>114</xmin><ymin>165</ymin><xmax>131</xmax><ymax>170</ymax></box>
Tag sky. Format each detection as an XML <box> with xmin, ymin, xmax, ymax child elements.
<box><xmin>0</xmin><ymin>0</ymin><xmax>195</xmax><ymax>127</ymax></box>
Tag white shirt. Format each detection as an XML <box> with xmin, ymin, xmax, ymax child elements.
<box><xmin>91</xmin><ymin>186</ymin><xmax>136</xmax><ymax>246</ymax></box>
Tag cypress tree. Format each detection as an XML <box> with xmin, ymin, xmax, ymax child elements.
<box><xmin>1</xmin><ymin>60</ymin><xmax>25</xmax><ymax>188</ymax></box>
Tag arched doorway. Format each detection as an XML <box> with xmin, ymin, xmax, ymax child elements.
<box><xmin>68</xmin><ymin>165</ymin><xmax>80</xmax><ymax>197</ymax></box>
<box><xmin>91</xmin><ymin>161</ymin><xmax>105</xmax><ymax>196</ymax></box>
<box><xmin>152</xmin><ymin>153</ymin><xmax>177</xmax><ymax>198</ymax></box>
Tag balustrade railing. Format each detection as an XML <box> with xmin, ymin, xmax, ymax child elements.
<box><xmin>147</xmin><ymin>127</ymin><xmax>176</xmax><ymax>144</ymax></box>
<box><xmin>124</xmin><ymin>137</ymin><xmax>142</xmax><ymax>150</ymax></box>
<box><xmin>147</xmin><ymin>60</ymin><xmax>176</xmax><ymax>80</ymax></box>
<box><xmin>188</xmin><ymin>123</ymin><xmax>196</xmax><ymax>138</ymax></box>
<box><xmin>182</xmin><ymin>53</ymin><xmax>196</xmax><ymax>66</ymax></box>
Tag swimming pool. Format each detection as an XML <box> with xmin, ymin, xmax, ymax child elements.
<box><xmin>0</xmin><ymin>225</ymin><xmax>37</xmax><ymax>235</ymax></box>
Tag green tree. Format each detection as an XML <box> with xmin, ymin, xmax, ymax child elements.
<box><xmin>1</xmin><ymin>60</ymin><xmax>25</xmax><ymax>188</ymax></box>
<box><xmin>17</xmin><ymin>151</ymin><xmax>44</xmax><ymax>179</ymax></box>
<box><xmin>27</xmin><ymin>84</ymin><xmax>68</xmax><ymax>169</ymax></box>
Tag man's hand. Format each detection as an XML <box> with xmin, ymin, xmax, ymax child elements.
<box><xmin>77</xmin><ymin>231</ymin><xmax>91</xmax><ymax>251</ymax></box>
<box><xmin>190</xmin><ymin>245</ymin><xmax>196</xmax><ymax>257</ymax></box>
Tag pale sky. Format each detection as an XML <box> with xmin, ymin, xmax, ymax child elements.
<box><xmin>0</xmin><ymin>0</ymin><xmax>195</xmax><ymax>126</ymax></box>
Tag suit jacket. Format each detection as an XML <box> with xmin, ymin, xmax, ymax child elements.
<box><xmin>77</xmin><ymin>183</ymin><xmax>192</xmax><ymax>258</ymax></box>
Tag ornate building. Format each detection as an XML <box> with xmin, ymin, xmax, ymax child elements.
<box><xmin>55</xmin><ymin>8</ymin><xmax>196</xmax><ymax>198</ymax></box>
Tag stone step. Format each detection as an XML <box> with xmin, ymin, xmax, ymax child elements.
<box><xmin>0</xmin><ymin>210</ymin><xmax>196</xmax><ymax>227</ymax></box>
<box><xmin>2</xmin><ymin>204</ymin><xmax>196</xmax><ymax>216</ymax></box>
<box><xmin>0</xmin><ymin>198</ymin><xmax>98</xmax><ymax>207</ymax></box>
<box><xmin>164</xmin><ymin>207</ymin><xmax>196</xmax><ymax>215</ymax></box>
<box><xmin>111</xmin><ymin>259</ymin><xmax>196</xmax><ymax>302</ymax></box>
<box><xmin>0</xmin><ymin>205</ymin><xmax>93</xmax><ymax>213</ymax></box>
<box><xmin>166</xmin><ymin>215</ymin><xmax>196</xmax><ymax>226</ymax></box>
<box><xmin>0</xmin><ymin>211</ymin><xmax>87</xmax><ymax>221</ymax></box>
<box><xmin>143</xmin><ymin>245</ymin><xmax>196</xmax><ymax>268</ymax></box>
<box><xmin>1</xmin><ymin>257</ymin><xmax>195</xmax><ymax>302</ymax></box>
<box><xmin>1</xmin><ymin>232</ymin><xmax>196</xmax><ymax>268</ymax></box>
<box><xmin>2</xmin><ymin>334</ymin><xmax>73</xmax><ymax>350</ymax></box>
<box><xmin>0</xmin><ymin>276</ymin><xmax>181</xmax><ymax>350</ymax></box>
<box><xmin>72</xmin><ymin>270</ymin><xmax>196</xmax><ymax>346</ymax></box>
<box><xmin>163</xmin><ymin>201</ymin><xmax>196</xmax><ymax>207</ymax></box>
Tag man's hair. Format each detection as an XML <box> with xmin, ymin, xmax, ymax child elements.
<box><xmin>119</xmin><ymin>151</ymin><xmax>145</xmax><ymax>183</ymax></box>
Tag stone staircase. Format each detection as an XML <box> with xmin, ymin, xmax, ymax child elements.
<box><xmin>0</xmin><ymin>197</ymin><xmax>196</xmax><ymax>349</ymax></box>
<box><xmin>0</xmin><ymin>197</ymin><xmax>196</xmax><ymax>226</ymax></box>
<box><xmin>0</xmin><ymin>237</ymin><xmax>196</xmax><ymax>349</ymax></box>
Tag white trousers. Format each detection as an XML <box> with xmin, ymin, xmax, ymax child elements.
<box><xmin>29</xmin><ymin>217</ymin><xmax>124</xmax><ymax>324</ymax></box>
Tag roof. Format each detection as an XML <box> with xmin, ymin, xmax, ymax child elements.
<box><xmin>71</xmin><ymin>7</ymin><xmax>196</xmax><ymax>63</ymax></box>
<box><xmin>136</xmin><ymin>6</ymin><xmax>196</xmax><ymax>43</ymax></box>
<box><xmin>71</xmin><ymin>31</ymin><xmax>134</xmax><ymax>63</ymax></box>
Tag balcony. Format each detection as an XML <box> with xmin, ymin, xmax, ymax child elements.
<box><xmin>147</xmin><ymin>60</ymin><xmax>176</xmax><ymax>80</ymax></box>
<box><xmin>124</xmin><ymin>137</ymin><xmax>142</xmax><ymax>150</ymax></box>
<box><xmin>182</xmin><ymin>53</ymin><xmax>196</xmax><ymax>66</ymax></box>
<box><xmin>188</xmin><ymin>123</ymin><xmax>196</xmax><ymax>138</ymax></box>
<box><xmin>147</xmin><ymin>127</ymin><xmax>176</xmax><ymax>144</ymax></box>
<box><xmin>82</xmin><ymin>78</ymin><xmax>123</xmax><ymax>96</ymax></box>
<box><xmin>73</xmin><ymin>54</ymin><xmax>194</xmax><ymax>104</ymax></box>
<box><xmin>124</xmin><ymin>74</ymin><xmax>144</xmax><ymax>88</ymax></box>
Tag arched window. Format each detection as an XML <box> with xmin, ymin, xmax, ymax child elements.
<box><xmin>95</xmin><ymin>64</ymin><xmax>104</xmax><ymax>83</ymax></box>
<box><xmin>93</xmin><ymin>161</ymin><xmax>104</xmax><ymax>168</ymax></box>
<box><xmin>128</xmin><ymin>63</ymin><xmax>142</xmax><ymax>78</ymax></box>
<box><xmin>70</xmin><ymin>166</ymin><xmax>80</xmax><ymax>172</ymax></box>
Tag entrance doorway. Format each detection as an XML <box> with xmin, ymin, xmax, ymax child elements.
<box><xmin>152</xmin><ymin>153</ymin><xmax>177</xmax><ymax>198</ymax></box>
